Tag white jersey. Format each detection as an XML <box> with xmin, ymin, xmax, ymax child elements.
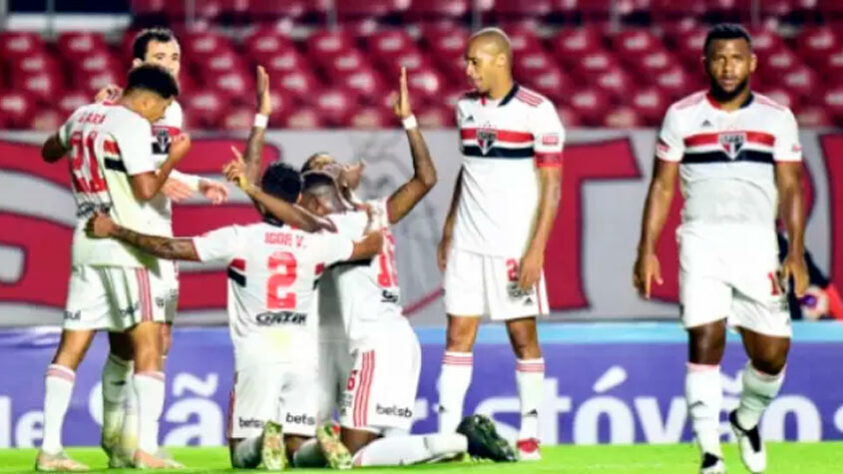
<box><xmin>656</xmin><ymin>91</ymin><xmax>802</xmax><ymax>238</ymax></box>
<box><xmin>453</xmin><ymin>84</ymin><xmax>565</xmax><ymax>257</ymax></box>
<box><xmin>148</xmin><ymin>100</ymin><xmax>198</xmax><ymax>236</ymax></box>
<box><xmin>192</xmin><ymin>221</ymin><xmax>354</xmax><ymax>371</ymax></box>
<box><xmin>325</xmin><ymin>199</ymin><xmax>406</xmax><ymax>345</ymax></box>
<box><xmin>59</xmin><ymin>103</ymin><xmax>160</xmax><ymax>268</ymax></box>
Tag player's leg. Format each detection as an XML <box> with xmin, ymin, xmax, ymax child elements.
<box><xmin>728</xmin><ymin>283</ymin><xmax>792</xmax><ymax>474</ymax></box>
<box><xmin>228</xmin><ymin>366</ymin><xmax>286</xmax><ymax>469</ymax></box>
<box><xmin>101</xmin><ymin>332</ymin><xmax>134</xmax><ymax>467</ymax></box>
<box><xmin>440</xmin><ymin>249</ymin><xmax>486</xmax><ymax>433</ymax></box>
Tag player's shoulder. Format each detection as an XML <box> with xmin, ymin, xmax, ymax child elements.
<box><xmin>513</xmin><ymin>85</ymin><xmax>548</xmax><ymax>108</ymax></box>
<box><xmin>752</xmin><ymin>93</ymin><xmax>795</xmax><ymax>120</ymax></box>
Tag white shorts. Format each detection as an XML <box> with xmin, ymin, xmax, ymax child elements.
<box><xmin>227</xmin><ymin>362</ymin><xmax>318</xmax><ymax>439</ymax></box>
<box><xmin>444</xmin><ymin>248</ymin><xmax>549</xmax><ymax>321</ymax></box>
<box><xmin>317</xmin><ymin>329</ymin><xmax>353</xmax><ymax>425</ymax></box>
<box><xmin>339</xmin><ymin>324</ymin><xmax>420</xmax><ymax>433</ymax></box>
<box><xmin>63</xmin><ymin>265</ymin><xmax>168</xmax><ymax>332</ymax></box>
<box><xmin>679</xmin><ymin>230</ymin><xmax>791</xmax><ymax>338</ymax></box>
<box><xmin>159</xmin><ymin>259</ymin><xmax>179</xmax><ymax>323</ymax></box>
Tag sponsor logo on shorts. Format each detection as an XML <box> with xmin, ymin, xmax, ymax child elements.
<box><xmin>120</xmin><ymin>303</ymin><xmax>139</xmax><ymax>317</ymax></box>
<box><xmin>255</xmin><ymin>311</ymin><xmax>307</xmax><ymax>326</ymax></box>
<box><xmin>238</xmin><ymin>417</ymin><xmax>263</xmax><ymax>429</ymax></box>
<box><xmin>381</xmin><ymin>290</ymin><xmax>399</xmax><ymax>304</ymax></box>
<box><xmin>155</xmin><ymin>297</ymin><xmax>166</xmax><ymax>309</ymax></box>
<box><xmin>63</xmin><ymin>310</ymin><xmax>81</xmax><ymax>321</ymax></box>
<box><xmin>507</xmin><ymin>282</ymin><xmax>534</xmax><ymax>299</ymax></box>
<box><xmin>375</xmin><ymin>404</ymin><xmax>413</xmax><ymax>418</ymax></box>
<box><xmin>285</xmin><ymin>413</ymin><xmax>316</xmax><ymax>426</ymax></box>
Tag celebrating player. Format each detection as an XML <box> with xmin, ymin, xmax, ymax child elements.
<box><xmin>86</xmin><ymin>158</ymin><xmax>384</xmax><ymax>469</ymax></box>
<box><xmin>436</xmin><ymin>28</ymin><xmax>564</xmax><ymax>461</ymax></box>
<box><xmin>94</xmin><ymin>27</ymin><xmax>230</xmax><ymax>469</ymax></box>
<box><xmin>633</xmin><ymin>24</ymin><xmax>807</xmax><ymax>474</ymax></box>
<box><xmin>35</xmin><ymin>64</ymin><xmax>187</xmax><ymax>471</ymax></box>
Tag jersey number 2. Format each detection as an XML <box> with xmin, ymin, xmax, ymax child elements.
<box><xmin>69</xmin><ymin>131</ymin><xmax>107</xmax><ymax>193</ymax></box>
<box><xmin>267</xmin><ymin>251</ymin><xmax>297</xmax><ymax>309</ymax></box>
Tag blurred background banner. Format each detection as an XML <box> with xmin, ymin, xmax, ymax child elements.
<box><xmin>1</xmin><ymin>129</ymin><xmax>841</xmax><ymax>325</ymax></box>
<box><xmin>2</xmin><ymin>324</ymin><xmax>842</xmax><ymax>448</ymax></box>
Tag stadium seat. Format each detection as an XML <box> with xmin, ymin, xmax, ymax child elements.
<box><xmin>630</xmin><ymin>50</ymin><xmax>679</xmax><ymax>78</ymax></box>
<box><xmin>423</xmin><ymin>26</ymin><xmax>469</xmax><ymax>81</ymax></box>
<box><xmin>417</xmin><ymin>104</ymin><xmax>454</xmax><ymax>128</ymax></box>
<box><xmin>243</xmin><ymin>28</ymin><xmax>296</xmax><ymax>61</ymax></box>
<box><xmin>503</xmin><ymin>26</ymin><xmax>544</xmax><ymax>55</ymax></box>
<box><xmin>336</xmin><ymin>0</ymin><xmax>406</xmax><ymax>20</ymax></box>
<box><xmin>264</xmin><ymin>49</ymin><xmax>308</xmax><ymax>75</ymax></box>
<box><xmin>198</xmin><ymin>50</ymin><xmax>248</xmax><ymax>75</ymax></box>
<box><xmin>313</xmin><ymin>87</ymin><xmax>359</xmax><ymax>126</ymax></box>
<box><xmin>247</xmin><ymin>0</ymin><xmax>323</xmax><ymax>20</ymax></box>
<box><xmin>0</xmin><ymin>90</ymin><xmax>35</xmax><ymax>128</ymax></box>
<box><xmin>14</xmin><ymin>72</ymin><xmax>61</xmax><ymax>101</ymax></box>
<box><xmin>58</xmin><ymin>91</ymin><xmax>90</xmax><ymax>116</ymax></box>
<box><xmin>367</xmin><ymin>29</ymin><xmax>415</xmax><ymax>61</ymax></box>
<box><xmin>340</xmin><ymin>68</ymin><xmax>385</xmax><ymax>102</ymax></box>
<box><xmin>522</xmin><ymin>68</ymin><xmax>571</xmax><ymax>103</ymax></box>
<box><xmin>0</xmin><ymin>32</ymin><xmax>45</xmax><ymax>60</ymax></box>
<box><xmin>655</xmin><ymin>66</ymin><xmax>699</xmax><ymax>100</ymax></box>
<box><xmin>281</xmin><ymin>106</ymin><xmax>326</xmax><ymax>129</ymax></box>
<box><xmin>406</xmin><ymin>0</ymin><xmax>470</xmax><ymax>21</ymax></box>
<box><xmin>272</xmin><ymin>71</ymin><xmax>322</xmax><ymax>102</ymax></box>
<box><xmin>181</xmin><ymin>31</ymin><xmax>234</xmax><ymax>60</ymax></box>
<box><xmin>76</xmin><ymin>51</ymin><xmax>121</xmax><ymax>75</ymax></box>
<box><xmin>221</xmin><ymin>105</ymin><xmax>255</xmax><ymax>131</ymax></box>
<box><xmin>822</xmin><ymin>85</ymin><xmax>843</xmax><ymax>121</ymax></box>
<box><xmin>570</xmin><ymin>50</ymin><xmax>619</xmax><ymax>80</ymax></box>
<box><xmin>551</xmin><ymin>27</ymin><xmax>603</xmax><ymax>64</ymax></box>
<box><xmin>747</xmin><ymin>27</ymin><xmax>784</xmax><ymax>56</ymax></box>
<box><xmin>513</xmin><ymin>50</ymin><xmax>559</xmax><ymax>82</ymax></box>
<box><xmin>8</xmin><ymin>52</ymin><xmax>60</xmax><ymax>77</ymax></box>
<box><xmin>798</xmin><ymin>27</ymin><xmax>840</xmax><ymax>66</ymax></box>
<box><xmin>557</xmin><ymin>105</ymin><xmax>580</xmax><ymax>128</ymax></box>
<box><xmin>795</xmin><ymin>105</ymin><xmax>833</xmax><ymax>127</ymax></box>
<box><xmin>348</xmin><ymin>106</ymin><xmax>393</xmax><ymax>129</ymax></box>
<box><xmin>57</xmin><ymin>32</ymin><xmax>107</xmax><ymax>59</ymax></box>
<box><xmin>594</xmin><ymin>67</ymin><xmax>633</xmax><ymax>100</ymax></box>
<box><xmin>781</xmin><ymin>65</ymin><xmax>819</xmax><ymax>100</ymax></box>
<box><xmin>817</xmin><ymin>48</ymin><xmax>843</xmax><ymax>78</ymax></box>
<box><xmin>630</xmin><ymin>87</ymin><xmax>669</xmax><ymax>125</ymax></box>
<box><xmin>613</xmin><ymin>29</ymin><xmax>664</xmax><ymax>58</ymax></box>
<box><xmin>208</xmin><ymin>69</ymin><xmax>251</xmax><ymax>98</ymax></box>
<box><xmin>758</xmin><ymin>47</ymin><xmax>801</xmax><ymax>78</ymax></box>
<box><xmin>673</xmin><ymin>28</ymin><xmax>708</xmax><ymax>67</ymax></box>
<box><xmin>567</xmin><ymin>87</ymin><xmax>611</xmax><ymax>126</ymax></box>
<box><xmin>319</xmin><ymin>48</ymin><xmax>372</xmax><ymax>78</ymax></box>
<box><xmin>182</xmin><ymin>90</ymin><xmax>228</xmax><ymax>129</ymax></box>
<box><xmin>379</xmin><ymin>49</ymin><xmax>433</xmax><ymax>78</ymax></box>
<box><xmin>78</xmin><ymin>69</ymin><xmax>123</xmax><ymax>96</ymax></box>
<box><xmin>268</xmin><ymin>90</ymin><xmax>293</xmax><ymax>124</ymax></box>
<box><xmin>491</xmin><ymin>0</ymin><xmax>555</xmax><ymax>18</ymax></box>
<box><xmin>406</xmin><ymin>66</ymin><xmax>445</xmax><ymax>100</ymax></box>
<box><xmin>29</xmin><ymin>108</ymin><xmax>64</xmax><ymax>132</ymax></box>
<box><xmin>306</xmin><ymin>30</ymin><xmax>355</xmax><ymax>61</ymax></box>
<box><xmin>603</xmin><ymin>106</ymin><xmax>644</xmax><ymax>128</ymax></box>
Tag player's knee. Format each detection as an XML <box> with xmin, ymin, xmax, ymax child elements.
<box><xmin>108</xmin><ymin>333</ymin><xmax>133</xmax><ymax>361</ymax></box>
<box><xmin>509</xmin><ymin>332</ymin><xmax>540</xmax><ymax>359</ymax></box>
<box><xmin>751</xmin><ymin>343</ymin><xmax>789</xmax><ymax>375</ymax></box>
<box><xmin>445</xmin><ymin>321</ymin><xmax>477</xmax><ymax>352</ymax></box>
<box><xmin>687</xmin><ymin>323</ymin><xmax>726</xmax><ymax>364</ymax></box>
<box><xmin>159</xmin><ymin>324</ymin><xmax>172</xmax><ymax>356</ymax></box>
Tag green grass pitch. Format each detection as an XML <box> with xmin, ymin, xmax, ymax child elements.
<box><xmin>3</xmin><ymin>443</ymin><xmax>843</xmax><ymax>473</ymax></box>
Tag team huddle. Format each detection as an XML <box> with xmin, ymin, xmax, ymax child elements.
<box><xmin>33</xmin><ymin>22</ymin><xmax>806</xmax><ymax>474</ymax></box>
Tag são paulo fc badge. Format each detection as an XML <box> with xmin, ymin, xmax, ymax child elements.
<box><xmin>153</xmin><ymin>127</ymin><xmax>171</xmax><ymax>154</ymax></box>
<box><xmin>477</xmin><ymin>122</ymin><xmax>497</xmax><ymax>155</ymax></box>
<box><xmin>719</xmin><ymin>132</ymin><xmax>746</xmax><ymax>159</ymax></box>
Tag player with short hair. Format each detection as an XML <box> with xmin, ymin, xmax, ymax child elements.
<box><xmin>87</xmin><ymin>158</ymin><xmax>384</xmax><ymax>470</ymax></box>
<box><xmin>633</xmin><ymin>23</ymin><xmax>808</xmax><ymax>474</ymax></box>
<box><xmin>95</xmin><ymin>27</ymin><xmax>230</xmax><ymax>468</ymax></box>
<box><xmin>436</xmin><ymin>27</ymin><xmax>564</xmax><ymax>462</ymax></box>
<box><xmin>35</xmin><ymin>64</ymin><xmax>188</xmax><ymax>471</ymax></box>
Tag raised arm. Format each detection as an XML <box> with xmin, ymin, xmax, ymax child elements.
<box><xmin>86</xmin><ymin>212</ymin><xmax>199</xmax><ymax>261</ymax></box>
<box><xmin>385</xmin><ymin>67</ymin><xmax>437</xmax><ymax>224</ymax></box>
<box><xmin>776</xmin><ymin>162</ymin><xmax>808</xmax><ymax>297</ymax></box>
<box><xmin>633</xmin><ymin>158</ymin><xmax>680</xmax><ymax>299</ymax></box>
<box><xmin>240</xmin><ymin>65</ymin><xmax>272</xmax><ymax>186</ymax></box>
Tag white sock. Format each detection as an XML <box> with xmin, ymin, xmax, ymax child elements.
<box><xmin>231</xmin><ymin>436</ymin><xmax>262</xmax><ymax>468</ymax></box>
<box><xmin>42</xmin><ymin>364</ymin><xmax>76</xmax><ymax>454</ymax></box>
<box><xmin>686</xmin><ymin>363</ymin><xmax>723</xmax><ymax>458</ymax></box>
<box><xmin>133</xmin><ymin>372</ymin><xmax>165</xmax><ymax>455</ymax></box>
<box><xmin>438</xmin><ymin>351</ymin><xmax>473</xmax><ymax>433</ymax></box>
<box><xmin>351</xmin><ymin>433</ymin><xmax>467</xmax><ymax>467</ymax></box>
<box><xmin>292</xmin><ymin>438</ymin><xmax>326</xmax><ymax>467</ymax></box>
<box><xmin>736</xmin><ymin>362</ymin><xmax>785</xmax><ymax>430</ymax></box>
<box><xmin>101</xmin><ymin>354</ymin><xmax>131</xmax><ymax>445</ymax></box>
<box><xmin>120</xmin><ymin>367</ymin><xmax>139</xmax><ymax>456</ymax></box>
<box><xmin>516</xmin><ymin>358</ymin><xmax>544</xmax><ymax>441</ymax></box>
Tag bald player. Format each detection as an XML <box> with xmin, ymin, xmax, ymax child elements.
<box><xmin>437</xmin><ymin>28</ymin><xmax>564</xmax><ymax>461</ymax></box>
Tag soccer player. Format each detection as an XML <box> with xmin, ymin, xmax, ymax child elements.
<box><xmin>436</xmin><ymin>28</ymin><xmax>564</xmax><ymax>461</ymax></box>
<box><xmin>35</xmin><ymin>64</ymin><xmax>187</xmax><ymax>471</ymax></box>
<box><xmin>86</xmin><ymin>160</ymin><xmax>384</xmax><ymax>470</ymax></box>
<box><xmin>633</xmin><ymin>24</ymin><xmax>807</xmax><ymax>474</ymax></box>
<box><xmin>95</xmin><ymin>27</ymin><xmax>230</xmax><ymax>468</ymax></box>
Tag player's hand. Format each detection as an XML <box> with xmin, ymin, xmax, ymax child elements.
<box><xmin>339</xmin><ymin>161</ymin><xmax>365</xmax><ymax>190</ymax></box>
<box><xmin>782</xmin><ymin>252</ymin><xmax>809</xmax><ymax>298</ymax></box>
<box><xmin>223</xmin><ymin>146</ymin><xmax>250</xmax><ymax>189</ymax></box>
<box><xmin>169</xmin><ymin>133</ymin><xmax>191</xmax><ymax>163</ymax></box>
<box><xmin>518</xmin><ymin>247</ymin><xmax>543</xmax><ymax>292</ymax></box>
<box><xmin>256</xmin><ymin>65</ymin><xmax>271</xmax><ymax>116</ymax></box>
<box><xmin>633</xmin><ymin>252</ymin><xmax>663</xmax><ymax>299</ymax></box>
<box><xmin>94</xmin><ymin>84</ymin><xmax>122</xmax><ymax>103</ymax></box>
<box><xmin>199</xmin><ymin>178</ymin><xmax>229</xmax><ymax>205</ymax></box>
<box><xmin>85</xmin><ymin>212</ymin><xmax>117</xmax><ymax>238</ymax></box>
<box><xmin>391</xmin><ymin>67</ymin><xmax>412</xmax><ymax>119</ymax></box>
<box><xmin>162</xmin><ymin>178</ymin><xmax>195</xmax><ymax>202</ymax></box>
<box><xmin>437</xmin><ymin>234</ymin><xmax>451</xmax><ymax>272</ymax></box>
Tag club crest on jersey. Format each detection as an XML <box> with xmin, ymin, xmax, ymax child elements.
<box><xmin>477</xmin><ymin>123</ymin><xmax>497</xmax><ymax>155</ymax></box>
<box><xmin>719</xmin><ymin>132</ymin><xmax>746</xmax><ymax>159</ymax></box>
<box><xmin>153</xmin><ymin>128</ymin><xmax>171</xmax><ymax>154</ymax></box>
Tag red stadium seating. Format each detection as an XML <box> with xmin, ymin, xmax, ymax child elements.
<box><xmin>336</xmin><ymin>0</ymin><xmax>406</xmax><ymax>19</ymax></box>
<box><xmin>182</xmin><ymin>90</ymin><xmax>228</xmax><ymax>129</ymax></box>
<box><xmin>221</xmin><ymin>105</ymin><xmax>255</xmax><ymax>131</ymax></box>
<box><xmin>513</xmin><ymin>50</ymin><xmax>559</xmax><ymax>82</ymax></box>
<box><xmin>747</xmin><ymin>28</ymin><xmax>784</xmax><ymax>56</ymax></box>
<box><xmin>423</xmin><ymin>26</ymin><xmax>469</xmax><ymax>81</ymax></box>
<box><xmin>319</xmin><ymin>48</ymin><xmax>372</xmax><ymax>77</ymax></box>
<box><xmin>504</xmin><ymin>27</ymin><xmax>545</xmax><ymax>55</ymax></box>
<box><xmin>818</xmin><ymin>48</ymin><xmax>843</xmax><ymax>78</ymax></box>
<box><xmin>523</xmin><ymin>68</ymin><xmax>571</xmax><ymax>103</ymax></box>
<box><xmin>272</xmin><ymin>71</ymin><xmax>322</xmax><ymax>102</ymax></box>
<box><xmin>822</xmin><ymin>85</ymin><xmax>843</xmax><ymax>121</ymax></box>
<box><xmin>367</xmin><ymin>29</ymin><xmax>415</xmax><ymax>60</ymax></box>
<box><xmin>76</xmin><ymin>51</ymin><xmax>122</xmax><ymax>75</ymax></box>
<box><xmin>673</xmin><ymin>28</ymin><xmax>708</xmax><ymax>66</ymax></box>
<box><xmin>557</xmin><ymin>106</ymin><xmax>581</xmax><ymax>128</ymax></box>
<box><xmin>613</xmin><ymin>29</ymin><xmax>664</xmax><ymax>58</ymax></box>
<box><xmin>340</xmin><ymin>68</ymin><xmax>385</xmax><ymax>101</ymax></box>
<box><xmin>758</xmin><ymin>47</ymin><xmax>801</xmax><ymax>78</ymax></box>
<box><xmin>796</xmin><ymin>105</ymin><xmax>833</xmax><ymax>127</ymax></box>
<box><xmin>243</xmin><ymin>29</ymin><xmax>296</xmax><ymax>60</ymax></box>
<box><xmin>759</xmin><ymin>88</ymin><xmax>800</xmax><ymax>111</ymax></box>
<box><xmin>0</xmin><ymin>32</ymin><xmax>45</xmax><ymax>60</ymax></box>
<box><xmin>29</xmin><ymin>108</ymin><xmax>64</xmax><ymax>132</ymax></box>
<box><xmin>181</xmin><ymin>31</ymin><xmax>234</xmax><ymax>60</ymax></box>
<box><xmin>14</xmin><ymin>72</ymin><xmax>61</xmax><ymax>101</ymax></box>
<box><xmin>264</xmin><ymin>49</ymin><xmax>308</xmax><ymax>75</ymax></box>
<box><xmin>314</xmin><ymin>87</ymin><xmax>359</xmax><ymax>126</ymax></box>
<box><xmin>9</xmin><ymin>52</ymin><xmax>60</xmax><ymax>77</ymax></box>
<box><xmin>781</xmin><ymin>65</ymin><xmax>820</xmax><ymax>100</ymax></box>
<box><xmin>246</xmin><ymin>0</ymin><xmax>324</xmax><ymax>20</ymax></box>
<box><xmin>595</xmin><ymin>67</ymin><xmax>633</xmax><ymax>100</ymax></box>
<box><xmin>208</xmin><ymin>69</ymin><xmax>251</xmax><ymax>98</ymax></box>
<box><xmin>552</xmin><ymin>27</ymin><xmax>603</xmax><ymax>64</ymax></box>
<box><xmin>79</xmin><ymin>69</ymin><xmax>122</xmax><ymax>96</ymax></box>
<box><xmin>0</xmin><ymin>90</ymin><xmax>35</xmax><ymax>128</ymax></box>
<box><xmin>492</xmin><ymin>0</ymin><xmax>555</xmax><ymax>18</ymax></box>
<box><xmin>268</xmin><ymin>90</ymin><xmax>293</xmax><ymax>124</ymax></box>
<box><xmin>654</xmin><ymin>66</ymin><xmax>699</xmax><ymax>100</ymax></box>
<box><xmin>281</xmin><ymin>106</ymin><xmax>326</xmax><ymax>129</ymax></box>
<box><xmin>603</xmin><ymin>106</ymin><xmax>644</xmax><ymax>128</ymax></box>
<box><xmin>58</xmin><ymin>91</ymin><xmax>91</xmax><ymax>116</ymax></box>
<box><xmin>570</xmin><ymin>50</ymin><xmax>619</xmax><ymax>80</ymax></box>
<box><xmin>407</xmin><ymin>0</ymin><xmax>470</xmax><ymax>20</ymax></box>
<box><xmin>630</xmin><ymin>87</ymin><xmax>669</xmax><ymax>126</ymax></box>
<box><xmin>631</xmin><ymin>50</ymin><xmax>679</xmax><ymax>78</ymax></box>
<box><xmin>348</xmin><ymin>106</ymin><xmax>393</xmax><ymax>128</ymax></box>
<box><xmin>57</xmin><ymin>32</ymin><xmax>107</xmax><ymax>59</ymax></box>
<box><xmin>306</xmin><ymin>30</ymin><xmax>355</xmax><ymax>61</ymax></box>
<box><xmin>406</xmin><ymin>67</ymin><xmax>446</xmax><ymax>99</ymax></box>
<box><xmin>417</xmin><ymin>104</ymin><xmax>454</xmax><ymax>128</ymax></box>
<box><xmin>798</xmin><ymin>27</ymin><xmax>840</xmax><ymax>66</ymax></box>
<box><xmin>567</xmin><ymin>87</ymin><xmax>611</xmax><ymax>126</ymax></box>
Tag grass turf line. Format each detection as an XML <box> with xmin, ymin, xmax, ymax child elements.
<box><xmin>2</xmin><ymin>443</ymin><xmax>843</xmax><ymax>473</ymax></box>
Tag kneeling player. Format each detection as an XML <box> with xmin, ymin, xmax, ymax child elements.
<box><xmin>87</xmin><ymin>162</ymin><xmax>383</xmax><ymax>470</ymax></box>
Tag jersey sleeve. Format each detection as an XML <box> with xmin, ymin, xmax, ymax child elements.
<box><xmin>318</xmin><ymin>232</ymin><xmax>355</xmax><ymax>266</ymax></box>
<box><xmin>655</xmin><ymin>105</ymin><xmax>685</xmax><ymax>162</ymax></box>
<box><xmin>112</xmin><ymin>116</ymin><xmax>156</xmax><ymax>176</ymax></box>
<box><xmin>365</xmin><ymin>198</ymin><xmax>390</xmax><ymax>230</ymax></box>
<box><xmin>58</xmin><ymin>106</ymin><xmax>85</xmax><ymax>147</ymax></box>
<box><xmin>530</xmin><ymin>100</ymin><xmax>565</xmax><ymax>168</ymax></box>
<box><xmin>191</xmin><ymin>225</ymin><xmax>242</xmax><ymax>263</ymax></box>
<box><xmin>773</xmin><ymin>109</ymin><xmax>802</xmax><ymax>162</ymax></box>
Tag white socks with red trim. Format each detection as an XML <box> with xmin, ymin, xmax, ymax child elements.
<box><xmin>437</xmin><ymin>351</ymin><xmax>473</xmax><ymax>433</ymax></box>
<box><xmin>42</xmin><ymin>364</ymin><xmax>75</xmax><ymax>454</ymax></box>
<box><xmin>686</xmin><ymin>363</ymin><xmax>723</xmax><ymax>457</ymax></box>
<box><xmin>515</xmin><ymin>358</ymin><xmax>545</xmax><ymax>440</ymax></box>
<box><xmin>133</xmin><ymin>372</ymin><xmax>165</xmax><ymax>455</ymax></box>
<box><xmin>736</xmin><ymin>362</ymin><xmax>785</xmax><ymax>430</ymax></box>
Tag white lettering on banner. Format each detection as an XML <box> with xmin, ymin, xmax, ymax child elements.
<box><xmin>164</xmin><ymin>373</ymin><xmax>223</xmax><ymax>446</ymax></box>
<box><xmin>88</xmin><ymin>382</ymin><xmax>102</xmax><ymax>425</ymax></box>
<box><xmin>634</xmin><ymin>397</ymin><xmax>687</xmax><ymax>443</ymax></box>
<box><xmin>0</xmin><ymin>397</ymin><xmax>9</xmax><ymax>447</ymax></box>
<box><xmin>762</xmin><ymin>396</ymin><xmax>822</xmax><ymax>442</ymax></box>
<box><xmin>15</xmin><ymin>411</ymin><xmax>43</xmax><ymax>448</ymax></box>
<box><xmin>412</xmin><ymin>399</ymin><xmax>428</xmax><ymax>424</ymax></box>
<box><xmin>834</xmin><ymin>405</ymin><xmax>843</xmax><ymax>434</ymax></box>
<box><xmin>573</xmin><ymin>396</ymin><xmax>635</xmax><ymax>444</ymax></box>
